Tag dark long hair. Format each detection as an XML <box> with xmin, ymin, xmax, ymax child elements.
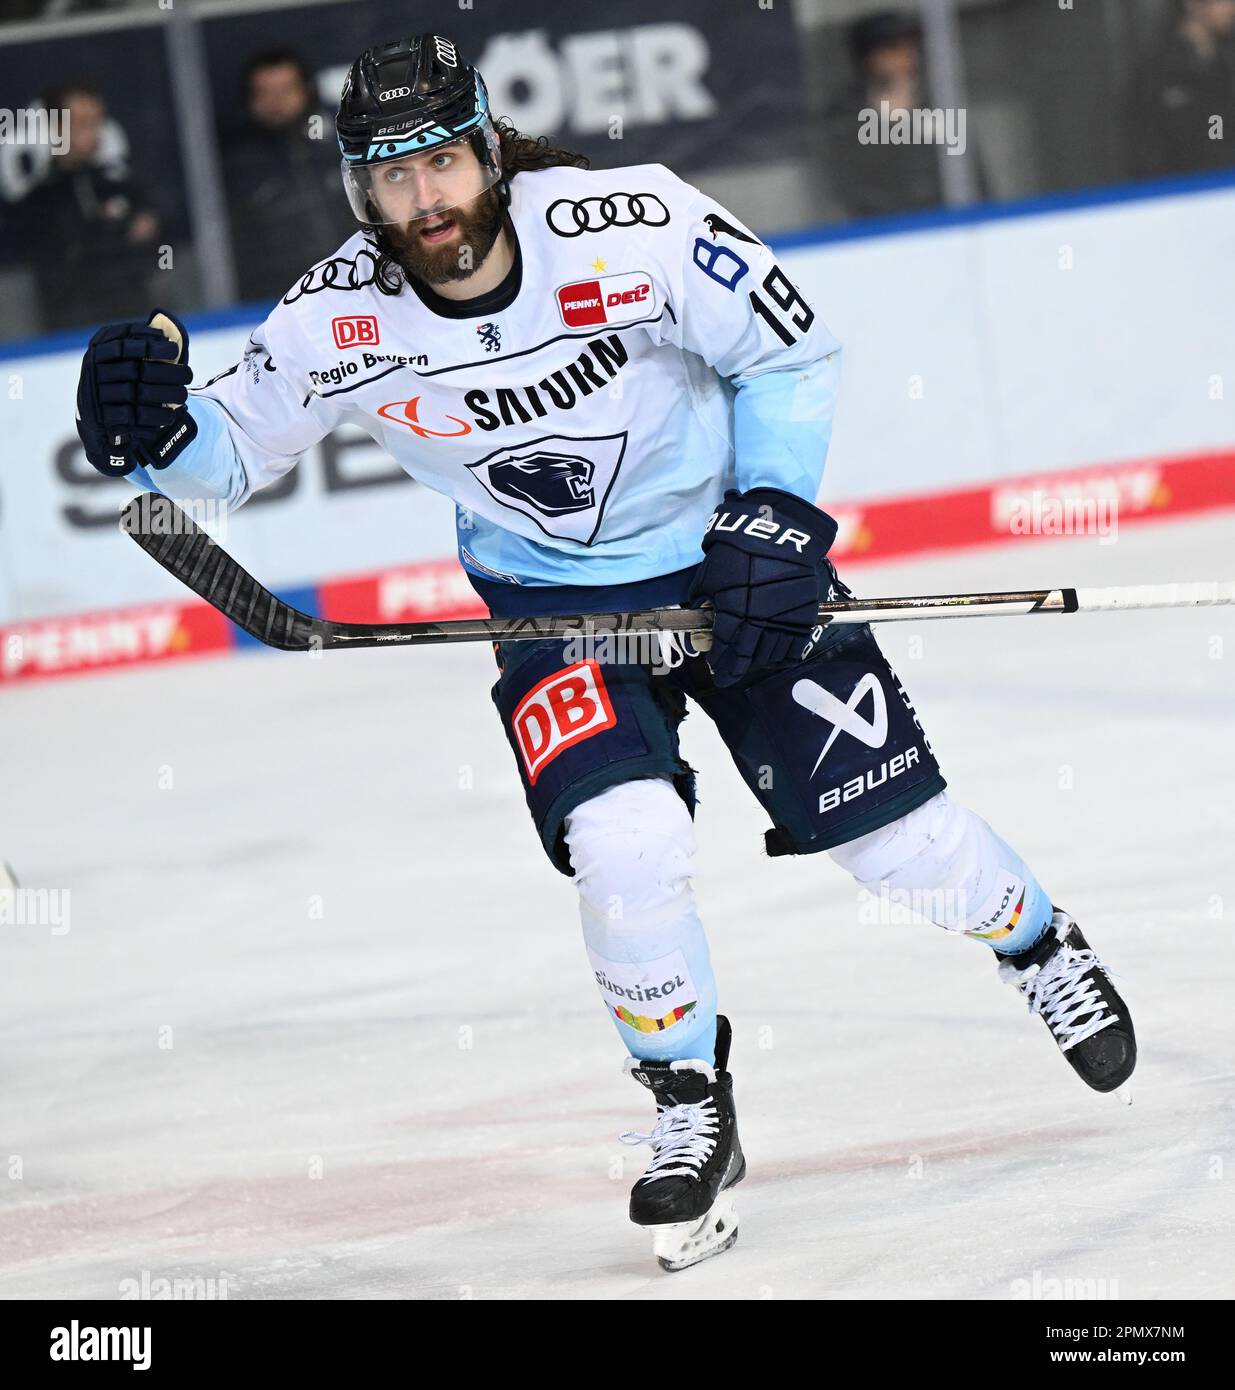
<box><xmin>366</xmin><ymin>117</ymin><xmax>589</xmax><ymax>294</ymax></box>
<box><xmin>494</xmin><ymin>115</ymin><xmax>590</xmax><ymax>178</ymax></box>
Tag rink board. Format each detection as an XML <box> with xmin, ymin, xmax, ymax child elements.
<box><xmin>2</xmin><ymin>448</ymin><xmax>1232</xmax><ymax>683</ymax></box>
<box><xmin>2</xmin><ymin>175</ymin><xmax>1235</xmax><ymax>637</ymax></box>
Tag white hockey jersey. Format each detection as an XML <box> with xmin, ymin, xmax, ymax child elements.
<box><xmin>136</xmin><ymin>161</ymin><xmax>841</xmax><ymax>608</ymax></box>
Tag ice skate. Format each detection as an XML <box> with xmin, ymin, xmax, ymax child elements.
<box><xmin>620</xmin><ymin>1015</ymin><xmax>745</xmax><ymax>1271</ymax></box>
<box><xmin>999</xmin><ymin>909</ymin><xmax>1136</xmax><ymax>1094</ymax></box>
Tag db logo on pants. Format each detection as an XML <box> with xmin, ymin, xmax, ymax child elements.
<box><xmin>513</xmin><ymin>659</ymin><xmax>617</xmax><ymax>784</ymax></box>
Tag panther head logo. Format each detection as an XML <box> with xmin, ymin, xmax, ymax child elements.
<box><xmin>484</xmin><ymin>450</ymin><xmax>595</xmax><ymax>515</ymax></box>
<box><xmin>462</xmin><ymin>432</ymin><xmax>627</xmax><ymax>544</ymax></box>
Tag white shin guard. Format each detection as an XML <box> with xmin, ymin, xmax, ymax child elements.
<box><xmin>565</xmin><ymin>778</ymin><xmax>717</xmax><ymax>1059</ymax></box>
<box><xmin>827</xmin><ymin>791</ymin><xmax>1052</xmax><ymax>948</ymax></box>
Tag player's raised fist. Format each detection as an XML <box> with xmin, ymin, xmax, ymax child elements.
<box><xmin>75</xmin><ymin>309</ymin><xmax>197</xmax><ymax>478</ymax></box>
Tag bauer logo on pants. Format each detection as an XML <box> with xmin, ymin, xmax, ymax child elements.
<box><xmin>512</xmin><ymin>659</ymin><xmax>617</xmax><ymax>785</ymax></box>
<box><xmin>792</xmin><ymin>672</ymin><xmax>889</xmax><ymax>776</ymax></box>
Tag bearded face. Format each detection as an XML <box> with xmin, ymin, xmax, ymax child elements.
<box><xmin>382</xmin><ymin>184</ymin><xmax>505</xmax><ymax>287</ymax></box>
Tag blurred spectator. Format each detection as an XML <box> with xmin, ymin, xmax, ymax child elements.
<box><xmin>1128</xmin><ymin>0</ymin><xmax>1235</xmax><ymax>178</ymax></box>
<box><xmin>221</xmin><ymin>49</ymin><xmax>356</xmax><ymax>303</ymax></box>
<box><xmin>15</xmin><ymin>80</ymin><xmax>160</xmax><ymax>331</ymax></box>
<box><xmin>822</xmin><ymin>9</ymin><xmax>986</xmax><ymax>219</ymax></box>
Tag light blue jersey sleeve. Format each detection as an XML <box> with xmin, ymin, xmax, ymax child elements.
<box><xmin>128</xmin><ymin>396</ymin><xmax>249</xmax><ymax>506</ymax></box>
<box><xmin>731</xmin><ymin>355</ymin><xmax>842</xmax><ymax>500</ymax></box>
<box><xmin>648</xmin><ymin>170</ymin><xmax>843</xmax><ymax>505</ymax></box>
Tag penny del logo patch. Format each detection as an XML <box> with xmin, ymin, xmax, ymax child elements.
<box><xmin>556</xmin><ymin>271</ymin><xmax>654</xmax><ymax>328</ymax></box>
<box><xmin>512</xmin><ymin>659</ymin><xmax>616</xmax><ymax>784</ymax></box>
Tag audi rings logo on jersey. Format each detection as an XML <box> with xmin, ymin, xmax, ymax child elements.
<box><xmin>283</xmin><ymin>248</ymin><xmax>383</xmax><ymax>304</ymax></box>
<box><xmin>377</xmin><ymin>396</ymin><xmax>472</xmax><ymax>439</ymax></box>
<box><xmin>545</xmin><ymin>193</ymin><xmax>670</xmax><ymax>238</ymax></box>
<box><xmin>792</xmin><ymin>673</ymin><xmax>889</xmax><ymax>777</ymax></box>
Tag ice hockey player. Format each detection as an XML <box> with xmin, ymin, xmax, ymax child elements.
<box><xmin>74</xmin><ymin>33</ymin><xmax>1136</xmax><ymax>1271</ymax></box>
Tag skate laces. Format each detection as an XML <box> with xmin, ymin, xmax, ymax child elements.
<box><xmin>620</xmin><ymin>1058</ymin><xmax>719</xmax><ymax>1182</ymax></box>
<box><xmin>1002</xmin><ymin>942</ymin><xmax>1120</xmax><ymax>1053</ymax></box>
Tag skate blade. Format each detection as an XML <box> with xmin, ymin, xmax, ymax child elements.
<box><xmin>648</xmin><ymin>1192</ymin><xmax>740</xmax><ymax>1273</ymax></box>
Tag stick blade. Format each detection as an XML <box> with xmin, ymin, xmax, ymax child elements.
<box><xmin>120</xmin><ymin>493</ymin><xmax>322</xmax><ymax>652</ymax></box>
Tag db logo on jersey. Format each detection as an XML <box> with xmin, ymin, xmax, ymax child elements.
<box><xmin>556</xmin><ymin>272</ymin><xmax>654</xmax><ymax>328</ymax></box>
<box><xmin>512</xmin><ymin>660</ymin><xmax>617</xmax><ymax>785</ymax></box>
<box><xmin>332</xmin><ymin>315</ymin><xmax>380</xmax><ymax>349</ymax></box>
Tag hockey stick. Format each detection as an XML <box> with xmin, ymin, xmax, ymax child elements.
<box><xmin>121</xmin><ymin>493</ymin><xmax>1235</xmax><ymax>654</ymax></box>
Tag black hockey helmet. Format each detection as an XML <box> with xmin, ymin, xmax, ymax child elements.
<box><xmin>335</xmin><ymin>33</ymin><xmax>503</xmax><ymax>225</ymax></box>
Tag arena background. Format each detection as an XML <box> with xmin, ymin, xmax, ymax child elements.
<box><xmin>1</xmin><ymin>0</ymin><xmax>1233</xmax><ymax>678</ymax></box>
<box><xmin>1</xmin><ymin>0</ymin><xmax>1234</xmax><ymax>1312</ymax></box>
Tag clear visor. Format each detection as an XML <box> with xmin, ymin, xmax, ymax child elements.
<box><xmin>341</xmin><ymin>122</ymin><xmax>501</xmax><ymax>226</ymax></box>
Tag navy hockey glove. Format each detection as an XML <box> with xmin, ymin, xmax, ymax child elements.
<box><xmin>75</xmin><ymin>309</ymin><xmax>197</xmax><ymax>478</ymax></box>
<box><xmin>689</xmin><ymin>487</ymin><xmax>839</xmax><ymax>688</ymax></box>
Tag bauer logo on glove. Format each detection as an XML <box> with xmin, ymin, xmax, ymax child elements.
<box><xmin>702</xmin><ymin>506</ymin><xmax>817</xmax><ymax>552</ymax></box>
<box><xmin>690</xmin><ymin>487</ymin><xmax>840</xmax><ymax>688</ymax></box>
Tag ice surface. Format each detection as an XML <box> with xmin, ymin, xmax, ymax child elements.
<box><xmin>2</xmin><ymin>515</ymin><xmax>1233</xmax><ymax>1299</ymax></box>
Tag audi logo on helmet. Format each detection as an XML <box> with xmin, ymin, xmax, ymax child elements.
<box><xmin>379</xmin><ymin>86</ymin><xmax>412</xmax><ymax>101</ymax></box>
